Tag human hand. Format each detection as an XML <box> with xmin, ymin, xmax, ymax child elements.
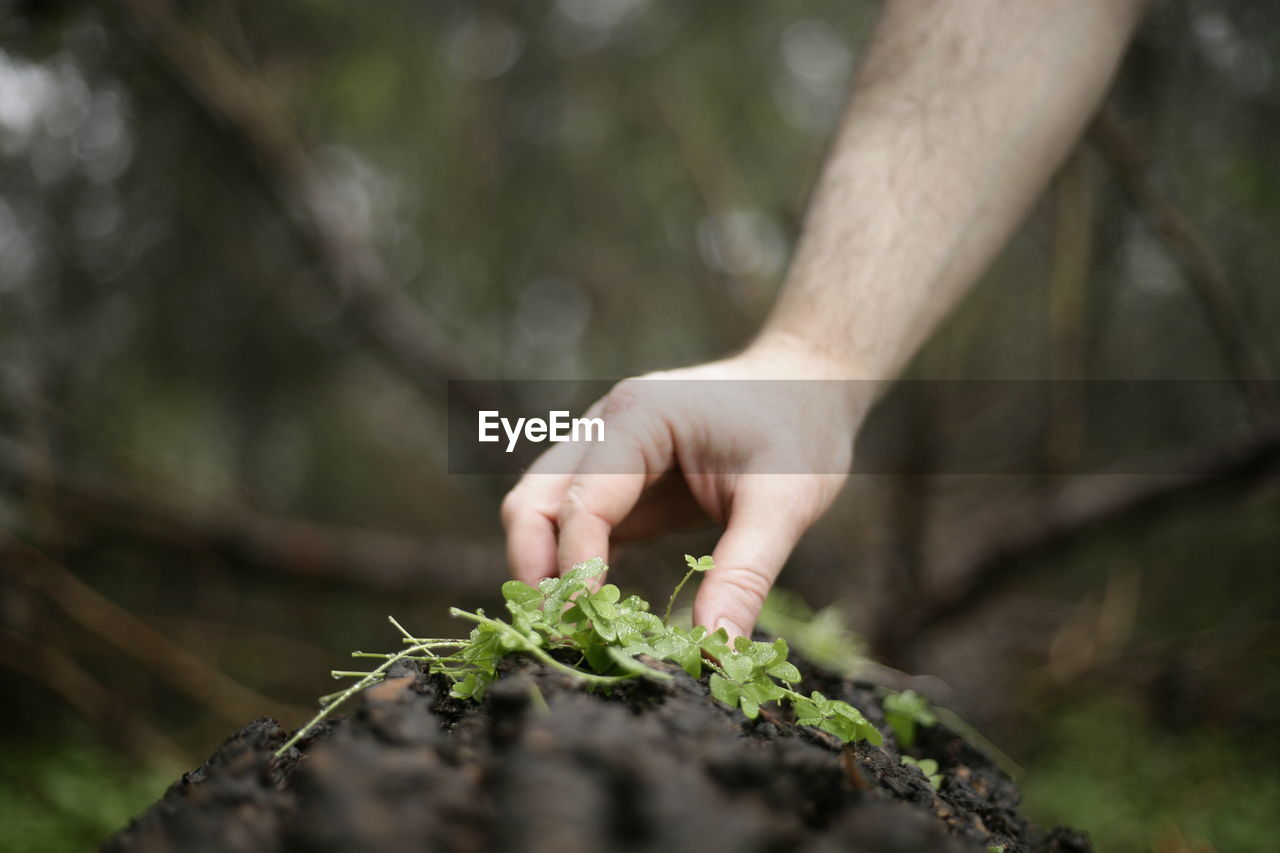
<box><xmin>500</xmin><ymin>334</ymin><xmax>869</xmax><ymax>638</ymax></box>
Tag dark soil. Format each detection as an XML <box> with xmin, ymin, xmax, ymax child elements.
<box><xmin>104</xmin><ymin>653</ymin><xmax>1089</xmax><ymax>853</ymax></box>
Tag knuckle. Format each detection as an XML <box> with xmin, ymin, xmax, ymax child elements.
<box><xmin>714</xmin><ymin>566</ymin><xmax>773</xmax><ymax>608</ymax></box>
<box><xmin>602</xmin><ymin>379</ymin><xmax>649</xmax><ymax>418</ymax></box>
<box><xmin>499</xmin><ymin>488</ymin><xmax>525</xmax><ymax>525</ymax></box>
<box><xmin>560</xmin><ymin>480</ymin><xmax>594</xmax><ymax>518</ymax></box>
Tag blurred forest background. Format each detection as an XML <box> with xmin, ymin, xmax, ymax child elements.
<box><xmin>1</xmin><ymin>0</ymin><xmax>1278</xmax><ymax>850</ymax></box>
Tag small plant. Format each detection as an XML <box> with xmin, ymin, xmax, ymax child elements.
<box><xmin>900</xmin><ymin>755</ymin><xmax>943</xmax><ymax>790</ymax></box>
<box><xmin>275</xmin><ymin>555</ymin><xmax>883</xmax><ymax>757</ymax></box>
<box><xmin>883</xmin><ymin>689</ymin><xmax>937</xmax><ymax>748</ymax></box>
<box><xmin>756</xmin><ymin>588</ymin><xmax>869</xmax><ymax>678</ymax></box>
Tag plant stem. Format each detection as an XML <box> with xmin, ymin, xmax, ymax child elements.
<box><xmin>274</xmin><ymin>640</ymin><xmax>438</xmax><ymax>758</ymax></box>
<box><xmin>705</xmin><ymin>658</ymin><xmax>730</xmax><ymax>679</ymax></box>
<box><xmin>397</xmin><ymin>637</ymin><xmax>464</xmax><ymax>646</ymax></box>
<box><xmin>448</xmin><ymin>608</ymin><xmax>633</xmax><ymax>688</ymax></box>
<box><xmin>664</xmin><ymin>568</ymin><xmax>699</xmax><ymax>626</ymax></box>
<box><xmin>778</xmin><ymin>685</ymin><xmax>809</xmax><ymax>704</ymax></box>
<box><xmin>351</xmin><ymin>652</ymin><xmax>471</xmax><ymax>665</ymax></box>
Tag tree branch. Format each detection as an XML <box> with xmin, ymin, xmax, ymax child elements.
<box><xmin>0</xmin><ymin>452</ymin><xmax>502</xmax><ymax>594</ymax></box>
<box><xmin>879</xmin><ymin>418</ymin><xmax>1280</xmax><ymax>659</ymax></box>
<box><xmin>0</xmin><ymin>627</ymin><xmax>192</xmax><ymax>767</ymax></box>
<box><xmin>1093</xmin><ymin>103</ymin><xmax>1277</xmax><ymax>417</ymax></box>
<box><xmin>1</xmin><ymin>532</ymin><xmax>306</xmax><ymax>726</ymax></box>
<box><xmin>117</xmin><ymin>0</ymin><xmax>491</xmax><ymax>410</ymax></box>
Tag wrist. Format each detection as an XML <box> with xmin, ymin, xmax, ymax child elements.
<box><xmin>742</xmin><ymin>329</ymin><xmax>872</xmax><ymax>380</ymax></box>
<box><xmin>736</xmin><ymin>331</ymin><xmax>879</xmax><ymax>424</ymax></box>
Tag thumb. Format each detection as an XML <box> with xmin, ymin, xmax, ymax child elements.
<box><xmin>692</xmin><ymin>478</ymin><xmax>812</xmax><ymax>639</ymax></box>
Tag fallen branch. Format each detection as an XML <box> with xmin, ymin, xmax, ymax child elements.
<box><xmin>0</xmin><ymin>451</ymin><xmax>501</xmax><ymax>593</ymax></box>
<box><xmin>1</xmin><ymin>531</ymin><xmax>306</xmax><ymax>726</ymax></box>
<box><xmin>1093</xmin><ymin>103</ymin><xmax>1277</xmax><ymax>417</ymax></box>
<box><xmin>883</xmin><ymin>419</ymin><xmax>1280</xmax><ymax>656</ymax></box>
<box><xmin>116</xmin><ymin>0</ymin><xmax>491</xmax><ymax>411</ymax></box>
<box><xmin>0</xmin><ymin>627</ymin><xmax>191</xmax><ymax>768</ymax></box>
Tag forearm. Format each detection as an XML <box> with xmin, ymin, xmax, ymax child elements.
<box><xmin>759</xmin><ymin>0</ymin><xmax>1148</xmax><ymax>380</ymax></box>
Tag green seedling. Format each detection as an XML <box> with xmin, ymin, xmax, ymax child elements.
<box><xmin>883</xmin><ymin>689</ymin><xmax>937</xmax><ymax>748</ymax></box>
<box><xmin>901</xmin><ymin>755</ymin><xmax>943</xmax><ymax>790</ymax></box>
<box><xmin>275</xmin><ymin>555</ymin><xmax>883</xmax><ymax>757</ymax></box>
<box><xmin>664</xmin><ymin>553</ymin><xmax>715</xmax><ymax>624</ymax></box>
<box><xmin>756</xmin><ymin>588</ymin><xmax>869</xmax><ymax>678</ymax></box>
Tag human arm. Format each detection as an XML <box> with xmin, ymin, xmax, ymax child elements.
<box><xmin>501</xmin><ymin>0</ymin><xmax>1149</xmax><ymax>638</ymax></box>
<box><xmin>760</xmin><ymin>0</ymin><xmax>1149</xmax><ymax>379</ymax></box>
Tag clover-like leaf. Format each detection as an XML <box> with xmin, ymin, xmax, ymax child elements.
<box><xmin>568</xmin><ymin>577</ymin><xmax>626</xmax><ymax>639</ymax></box>
<box><xmin>559</xmin><ymin>601</ymin><xmax>586</xmax><ymax>627</ymax></box>
<box><xmin>830</xmin><ymin>700</ymin><xmax>883</xmax><ymax>744</ymax></box>
<box><xmin>809</xmin><ymin>691</ymin><xmax>833</xmax><ymax>715</ymax></box>
<box><xmin>684</xmin><ymin>554</ymin><xmax>716</xmax><ymax>572</ymax></box>
<box><xmin>617</xmin><ymin>640</ymin><xmax>658</xmax><ymax>659</ymax></box>
<box><xmin>793</xmin><ymin>696</ymin><xmax>822</xmax><ymax>725</ymax></box>
<box><xmin>720</xmin><ymin>651</ymin><xmax>756</xmax><ymax>683</ymax></box>
<box><xmin>461</xmin><ymin>625</ymin><xmax>504</xmax><ymax>673</ymax></box>
<box><xmin>536</xmin><ymin>576</ymin><xmax>562</xmax><ymax>595</ymax></box>
<box><xmin>591</xmin><ymin>600</ymin><xmax>619</xmax><ymax>621</ymax></box>
<box><xmin>742</xmin><ymin>638</ymin><xmax>784</xmax><ymax>669</ymax></box>
<box><xmin>767</xmin><ymin>660</ymin><xmax>802</xmax><ymax>683</ymax></box>
<box><xmin>699</xmin><ymin>628</ymin><xmax>734</xmax><ymax>666</ymax></box>
<box><xmin>819</xmin><ymin>716</ymin><xmax>856</xmax><ymax>741</ymax></box>
<box><xmin>614</xmin><ymin>610</ymin><xmax>663</xmax><ymax>642</ymax></box>
<box><xmin>574</xmin><ymin>630</ymin><xmax>614</xmax><ymax>673</ymax></box>
<box><xmin>451</xmin><ymin>672</ymin><xmax>489</xmax><ymax>701</ymax></box>
<box><xmin>668</xmin><ymin>644</ymin><xmax>702</xmax><ymax>678</ymax></box>
<box><xmin>742</xmin><ymin>681</ymin><xmax>783</xmax><ymax>708</ymax></box>
<box><xmin>648</xmin><ymin>633</ymin><xmax>679</xmax><ymax>658</ymax></box>
<box><xmin>650</xmin><ymin>628</ymin><xmax>702</xmax><ymax>677</ymax></box>
<box><xmin>565</xmin><ymin>556</ymin><xmax>608</xmax><ymax>583</ymax></box>
<box><xmin>502</xmin><ymin>580</ymin><xmax>542</xmax><ymax>609</ymax></box>
<box><xmin>884</xmin><ymin>689</ymin><xmax>937</xmax><ymax>748</ymax></box>
<box><xmin>858</xmin><ymin>720</ymin><xmax>885</xmax><ymax>746</ymax></box>
<box><xmin>901</xmin><ymin>756</ymin><xmax>943</xmax><ymax>789</ymax></box>
<box><xmin>831</xmin><ymin>701</ymin><xmax>867</xmax><ymax>723</ymax></box>
<box><xmin>709</xmin><ymin>673</ymin><xmax>740</xmax><ymax>708</ymax></box>
<box><xmin>542</xmin><ymin>557</ymin><xmax>606</xmax><ymax>614</ymax></box>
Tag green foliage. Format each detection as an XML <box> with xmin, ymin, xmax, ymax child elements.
<box><xmin>1023</xmin><ymin>694</ymin><xmax>1280</xmax><ymax>853</ymax></box>
<box><xmin>756</xmin><ymin>588</ymin><xmax>869</xmax><ymax>678</ymax></box>
<box><xmin>277</xmin><ymin>555</ymin><xmax>884</xmax><ymax>756</ymax></box>
<box><xmin>0</xmin><ymin>742</ymin><xmax>179</xmax><ymax>853</ymax></box>
<box><xmin>883</xmin><ymin>689</ymin><xmax>937</xmax><ymax>748</ymax></box>
<box><xmin>900</xmin><ymin>755</ymin><xmax>943</xmax><ymax>790</ymax></box>
<box><xmin>791</xmin><ymin>688</ymin><xmax>883</xmax><ymax>745</ymax></box>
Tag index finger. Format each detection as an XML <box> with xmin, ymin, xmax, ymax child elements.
<box><xmin>501</xmin><ymin>437</ymin><xmax>590</xmax><ymax>585</ymax></box>
<box><xmin>555</xmin><ymin>413</ymin><xmax>673</xmax><ymax>575</ymax></box>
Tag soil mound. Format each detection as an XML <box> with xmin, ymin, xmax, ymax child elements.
<box><xmin>104</xmin><ymin>655</ymin><xmax>1088</xmax><ymax>852</ymax></box>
